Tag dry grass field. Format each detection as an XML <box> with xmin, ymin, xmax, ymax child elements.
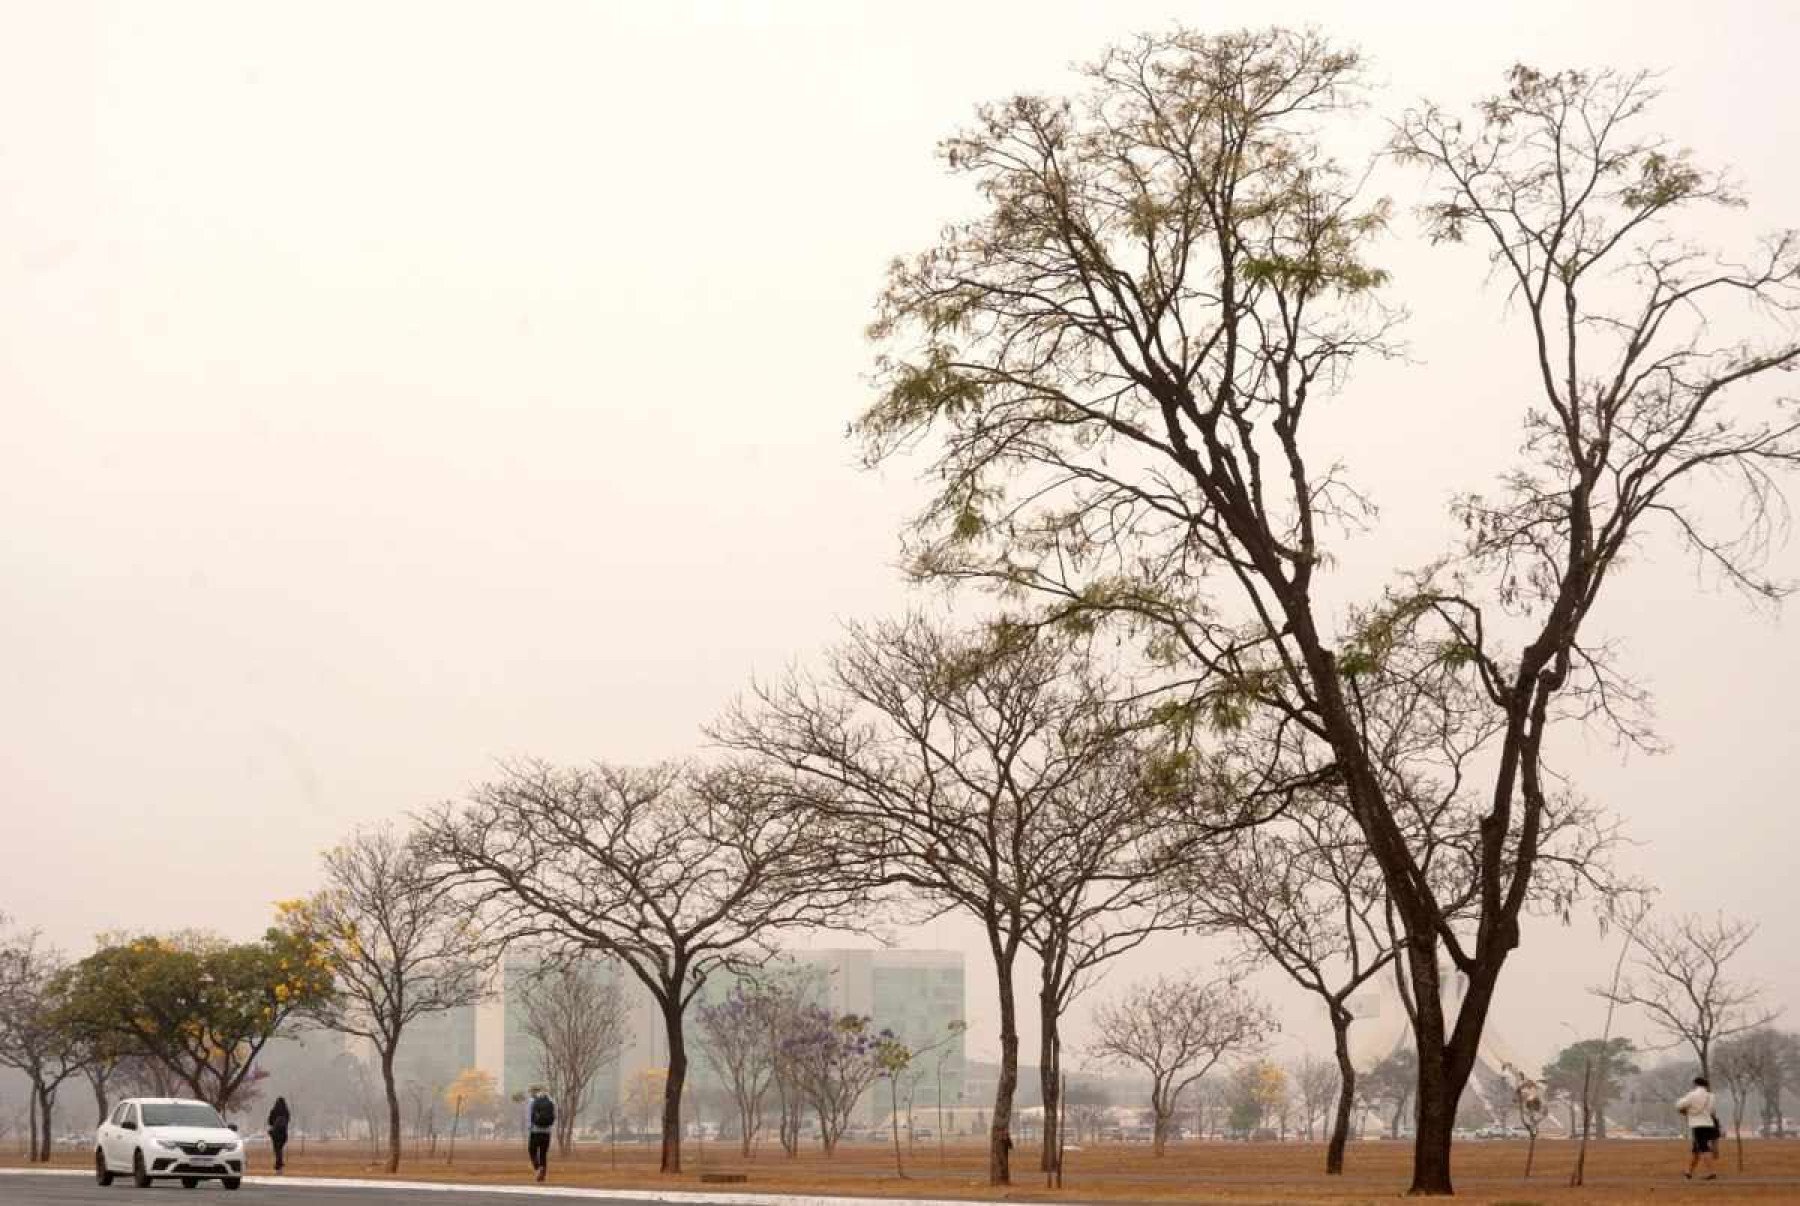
<box><xmin>9</xmin><ymin>1136</ymin><xmax>1800</xmax><ymax>1204</ymax></box>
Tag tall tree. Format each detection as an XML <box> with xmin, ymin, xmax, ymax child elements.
<box><xmin>280</xmin><ymin>822</ymin><xmax>494</xmax><ymax>1173</ymax></box>
<box><xmin>1360</xmin><ymin>1048</ymin><xmax>1418</xmax><ymax>1140</ymax></box>
<box><xmin>1089</xmin><ymin>972</ymin><xmax>1274</xmax><ymax>1155</ymax></box>
<box><xmin>1541</xmin><ymin>1037</ymin><xmax>1638</xmax><ymax>1139</ymax></box>
<box><xmin>1290</xmin><ymin>1055</ymin><xmax>1339</xmax><ymax>1142</ymax></box>
<box><xmin>1596</xmin><ymin>913</ymin><xmax>1777</xmax><ymax>1078</ymax></box>
<box><xmin>420</xmin><ymin>760</ymin><xmax>859</xmax><ymax>1174</ymax></box>
<box><xmin>56</xmin><ymin>930</ymin><xmax>332</xmax><ymax>1113</ymax></box>
<box><xmin>1738</xmin><ymin>1028</ymin><xmax>1800</xmax><ymax>1138</ymax></box>
<box><xmin>0</xmin><ymin>925</ymin><xmax>88</xmax><ymax>1163</ymax></box>
<box><xmin>862</xmin><ymin>23</ymin><xmax>1800</xmax><ymax>1190</ymax></box>
<box><xmin>517</xmin><ymin>959</ymin><xmax>629</xmax><ymax>1157</ymax></box>
<box><xmin>719</xmin><ymin>615</ymin><xmax>1206</xmax><ymax>1184</ymax></box>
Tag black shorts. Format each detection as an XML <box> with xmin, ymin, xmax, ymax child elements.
<box><xmin>1691</xmin><ymin>1126</ymin><xmax>1719</xmax><ymax>1153</ymax></box>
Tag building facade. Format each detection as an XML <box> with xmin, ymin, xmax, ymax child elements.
<box><xmin>464</xmin><ymin>948</ymin><xmax>966</xmax><ymax>1132</ymax></box>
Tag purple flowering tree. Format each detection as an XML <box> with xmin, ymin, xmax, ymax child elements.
<box><xmin>785</xmin><ymin>1010</ymin><xmax>889</xmax><ymax>1156</ymax></box>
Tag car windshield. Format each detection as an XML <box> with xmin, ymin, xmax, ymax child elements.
<box><xmin>140</xmin><ymin>1103</ymin><xmax>225</xmax><ymax>1128</ymax></box>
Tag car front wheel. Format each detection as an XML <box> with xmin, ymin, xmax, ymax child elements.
<box><xmin>94</xmin><ymin>1149</ymin><xmax>113</xmax><ymax>1186</ymax></box>
<box><xmin>222</xmin><ymin>1176</ymin><xmax>241</xmax><ymax>1190</ymax></box>
<box><xmin>132</xmin><ymin>1150</ymin><xmax>151</xmax><ymax>1188</ymax></box>
<box><xmin>182</xmin><ymin>1176</ymin><xmax>199</xmax><ymax>1188</ymax></box>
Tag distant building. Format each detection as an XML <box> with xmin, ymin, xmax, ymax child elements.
<box><xmin>496</xmin><ymin>953</ymin><xmax>629</xmax><ymax>1108</ymax></box>
<box><xmin>467</xmin><ymin>948</ymin><xmax>966</xmax><ymax>1130</ymax></box>
<box><xmin>790</xmin><ymin>949</ymin><xmax>966</xmax><ymax>1126</ymax></box>
<box><xmin>393</xmin><ymin>1000</ymin><xmax>477</xmax><ymax>1091</ymax></box>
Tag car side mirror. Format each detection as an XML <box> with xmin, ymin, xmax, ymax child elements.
<box><xmin>228</xmin><ymin>1124</ymin><xmax>239</xmax><ymax>1133</ymax></box>
<box><xmin>122</xmin><ymin>1120</ymin><xmax>138</xmax><ymax>1131</ymax></box>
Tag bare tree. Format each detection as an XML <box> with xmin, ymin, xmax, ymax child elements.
<box><xmin>281</xmin><ymin>822</ymin><xmax>492</xmax><ymax>1173</ymax></box>
<box><xmin>1712</xmin><ymin>1034</ymin><xmax>1766</xmax><ymax>1172</ymax></box>
<box><xmin>1290</xmin><ymin>1055</ymin><xmax>1339</xmax><ymax>1142</ymax></box>
<box><xmin>861</xmin><ymin>21</ymin><xmax>1800</xmax><ymax>1189</ymax></box>
<box><xmin>719</xmin><ymin>616</ymin><xmax>1207</xmax><ymax>1184</ymax></box>
<box><xmin>1189</xmin><ymin>796</ymin><xmax>1396</xmax><ymax>1173</ymax></box>
<box><xmin>420</xmin><ymin>760</ymin><xmax>860</xmax><ymax>1174</ymax></box>
<box><xmin>1596</xmin><ymin>913</ymin><xmax>1778</xmax><ymax>1078</ymax></box>
<box><xmin>694</xmin><ymin>972</ymin><xmax>818</xmax><ymax>1158</ymax></box>
<box><xmin>1741</xmin><ymin>1029</ymin><xmax>1800</xmax><ymax>1138</ymax></box>
<box><xmin>0</xmin><ymin>925</ymin><xmax>87</xmax><ymax>1163</ymax></box>
<box><xmin>518</xmin><ymin>959</ymin><xmax>629</xmax><ymax>1156</ymax></box>
<box><xmin>1089</xmin><ymin>973</ymin><xmax>1275</xmax><ymax>1155</ymax></box>
<box><xmin>1020</xmin><ymin>718</ymin><xmax>1212</xmax><ymax>1173</ymax></box>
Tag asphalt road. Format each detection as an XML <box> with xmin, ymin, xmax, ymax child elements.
<box><xmin>0</xmin><ymin>1173</ymin><xmax>677</xmax><ymax>1205</ymax></box>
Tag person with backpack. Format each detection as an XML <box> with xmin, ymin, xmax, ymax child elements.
<box><xmin>525</xmin><ymin>1086</ymin><xmax>556</xmax><ymax>1182</ymax></box>
<box><xmin>1676</xmin><ymin>1076</ymin><xmax>1721</xmax><ymax>1180</ymax></box>
<box><xmin>266</xmin><ymin>1097</ymin><xmax>291</xmax><ymax>1174</ymax></box>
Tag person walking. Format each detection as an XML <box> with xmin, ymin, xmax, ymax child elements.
<box><xmin>525</xmin><ymin>1086</ymin><xmax>556</xmax><ymax>1183</ymax></box>
<box><xmin>1676</xmin><ymin>1076</ymin><xmax>1721</xmax><ymax>1180</ymax></box>
<box><xmin>266</xmin><ymin>1096</ymin><xmax>291</xmax><ymax>1174</ymax></box>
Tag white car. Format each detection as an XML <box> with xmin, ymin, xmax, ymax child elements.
<box><xmin>95</xmin><ymin>1097</ymin><xmax>245</xmax><ymax>1190</ymax></box>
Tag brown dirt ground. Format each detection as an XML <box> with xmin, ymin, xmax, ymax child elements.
<box><xmin>8</xmin><ymin>1136</ymin><xmax>1800</xmax><ymax>1204</ymax></box>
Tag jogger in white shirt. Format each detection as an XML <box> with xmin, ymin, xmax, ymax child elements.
<box><xmin>1675</xmin><ymin>1076</ymin><xmax>1721</xmax><ymax>1180</ymax></box>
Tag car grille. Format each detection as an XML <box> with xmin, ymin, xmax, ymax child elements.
<box><xmin>178</xmin><ymin>1141</ymin><xmax>225</xmax><ymax>1155</ymax></box>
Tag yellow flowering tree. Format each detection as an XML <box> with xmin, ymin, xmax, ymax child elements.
<box><xmin>279</xmin><ymin>823</ymin><xmax>494</xmax><ymax>1172</ymax></box>
<box><xmin>55</xmin><ymin>925</ymin><xmax>334</xmax><ymax>1113</ymax></box>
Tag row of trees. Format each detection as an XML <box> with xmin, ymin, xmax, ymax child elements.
<box><xmin>8</xmin><ymin>25</ymin><xmax>1797</xmax><ymax>1199</ymax></box>
<box><xmin>0</xmin><ymin>625</ymin><xmax>1776</xmax><ymax>1184</ymax></box>
<box><xmin>849</xmin><ymin>15</ymin><xmax>1800</xmax><ymax>1197</ymax></box>
<box><xmin>0</xmin><ymin>917</ymin><xmax>334</xmax><ymax>1162</ymax></box>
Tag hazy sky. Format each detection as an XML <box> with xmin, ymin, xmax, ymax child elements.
<box><xmin>3</xmin><ymin>0</ymin><xmax>1796</xmax><ymax>1073</ymax></box>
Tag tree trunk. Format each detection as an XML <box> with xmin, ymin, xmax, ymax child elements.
<box><xmin>1404</xmin><ymin>933</ymin><xmax>1499</xmax><ymax>1197</ymax></box>
<box><xmin>1327</xmin><ymin>1012</ymin><xmax>1356</xmax><ymax>1176</ymax></box>
<box><xmin>1037</xmin><ymin>984</ymin><xmax>1060</xmax><ymax>1173</ymax></box>
<box><xmin>27</xmin><ymin>1087</ymin><xmax>39</xmax><ymax>1164</ymax></box>
<box><xmin>889</xmin><ymin>1077</ymin><xmax>904</xmax><ymax>1176</ymax></box>
<box><xmin>89</xmin><ymin>1065</ymin><xmax>110</xmax><ymax>1127</ymax></box>
<box><xmin>988</xmin><ymin>942</ymin><xmax>1019</xmax><ymax>1186</ymax></box>
<box><xmin>659</xmin><ymin>997</ymin><xmax>686</xmax><ymax>1174</ymax></box>
<box><xmin>33</xmin><ymin>1084</ymin><xmax>54</xmax><ymax>1164</ymax></box>
<box><xmin>1410</xmin><ymin>1069</ymin><xmax>1458</xmax><ymax>1197</ymax></box>
<box><xmin>1151</xmin><ymin>1109</ymin><xmax>1169</xmax><ymax>1157</ymax></box>
<box><xmin>380</xmin><ymin>1044</ymin><xmax>402</xmax><ymax>1174</ymax></box>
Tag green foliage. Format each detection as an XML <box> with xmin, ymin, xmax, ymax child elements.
<box><xmin>865</xmin><ymin>349</ymin><xmax>984</xmax><ymax>435</ymax></box>
<box><xmin>1336</xmin><ymin>596</ymin><xmax>1433</xmax><ymax>679</ymax></box>
<box><xmin>55</xmin><ymin>927</ymin><xmax>335</xmax><ymax>1109</ymax></box>
<box><xmin>1542</xmin><ymin>1037</ymin><xmax>1638</xmax><ymax>1105</ymax></box>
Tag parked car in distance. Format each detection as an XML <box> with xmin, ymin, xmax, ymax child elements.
<box><xmin>95</xmin><ymin>1098</ymin><xmax>245</xmax><ymax>1190</ymax></box>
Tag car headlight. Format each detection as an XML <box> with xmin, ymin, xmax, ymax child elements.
<box><xmin>222</xmin><ymin>1141</ymin><xmax>241</xmax><ymax>1151</ymax></box>
<box><xmin>154</xmin><ymin>1138</ymin><xmax>186</xmax><ymax>1151</ymax></box>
